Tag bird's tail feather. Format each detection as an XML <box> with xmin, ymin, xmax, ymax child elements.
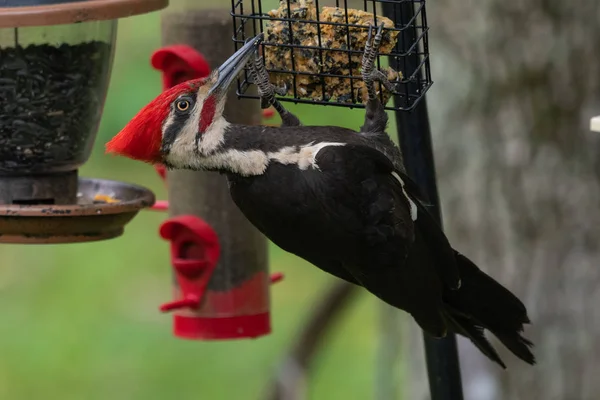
<box><xmin>442</xmin><ymin>252</ymin><xmax>535</xmax><ymax>368</ymax></box>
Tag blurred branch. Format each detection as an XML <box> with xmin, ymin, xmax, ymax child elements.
<box><xmin>263</xmin><ymin>280</ymin><xmax>357</xmax><ymax>400</ymax></box>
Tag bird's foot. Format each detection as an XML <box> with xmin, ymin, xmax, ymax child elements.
<box><xmin>361</xmin><ymin>23</ymin><xmax>400</xmax><ymax>101</ymax></box>
<box><xmin>248</xmin><ymin>48</ymin><xmax>301</xmax><ymax>126</ymax></box>
<box><xmin>248</xmin><ymin>49</ymin><xmax>287</xmax><ymax>109</ymax></box>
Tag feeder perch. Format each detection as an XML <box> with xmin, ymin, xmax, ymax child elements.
<box><xmin>151</xmin><ymin>44</ymin><xmax>211</xmax><ymax>91</ymax></box>
<box><xmin>159</xmin><ymin>216</ymin><xmax>272</xmax><ymax>340</ymax></box>
<box><xmin>0</xmin><ymin>0</ymin><xmax>168</xmax><ymax>244</ymax></box>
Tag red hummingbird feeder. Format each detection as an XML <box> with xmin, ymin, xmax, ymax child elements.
<box><xmin>145</xmin><ymin>43</ymin><xmax>282</xmax><ymax>340</ymax></box>
<box><xmin>0</xmin><ymin>0</ymin><xmax>167</xmax><ymax>243</ymax></box>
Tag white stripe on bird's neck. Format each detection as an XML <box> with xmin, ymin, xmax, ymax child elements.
<box><xmin>174</xmin><ymin>140</ymin><xmax>346</xmax><ymax>176</ymax></box>
<box><xmin>166</xmin><ymin>112</ymin><xmax>229</xmax><ymax>168</ymax></box>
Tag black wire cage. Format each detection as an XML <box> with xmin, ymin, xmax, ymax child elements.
<box><xmin>230</xmin><ymin>0</ymin><xmax>432</xmax><ymax>112</ymax></box>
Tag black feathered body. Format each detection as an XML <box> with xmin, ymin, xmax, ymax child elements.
<box><xmin>227</xmin><ymin>129</ymin><xmax>412</xmax><ymax>276</ymax></box>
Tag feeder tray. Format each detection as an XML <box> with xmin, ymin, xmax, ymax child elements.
<box><xmin>0</xmin><ymin>177</ymin><xmax>155</xmax><ymax>244</ymax></box>
<box><xmin>0</xmin><ymin>0</ymin><xmax>167</xmax><ymax>243</ymax></box>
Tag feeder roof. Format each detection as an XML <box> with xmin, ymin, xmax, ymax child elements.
<box><xmin>0</xmin><ymin>0</ymin><xmax>168</xmax><ymax>28</ymax></box>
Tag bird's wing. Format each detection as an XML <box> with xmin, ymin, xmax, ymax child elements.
<box><xmin>314</xmin><ymin>143</ymin><xmax>461</xmax><ymax>291</ymax></box>
<box><xmin>391</xmin><ymin>170</ymin><xmax>462</xmax><ymax>291</ymax></box>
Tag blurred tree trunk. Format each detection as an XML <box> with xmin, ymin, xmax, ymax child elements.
<box><xmin>403</xmin><ymin>0</ymin><xmax>600</xmax><ymax>399</ymax></box>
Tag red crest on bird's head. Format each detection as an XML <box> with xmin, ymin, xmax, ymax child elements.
<box><xmin>106</xmin><ymin>34</ymin><xmax>264</xmax><ymax>167</ymax></box>
<box><xmin>105</xmin><ymin>78</ymin><xmax>206</xmax><ymax>163</ymax></box>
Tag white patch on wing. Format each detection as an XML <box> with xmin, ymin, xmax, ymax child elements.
<box><xmin>391</xmin><ymin>171</ymin><xmax>418</xmax><ymax>221</ymax></box>
<box><xmin>269</xmin><ymin>141</ymin><xmax>346</xmax><ymax>170</ymax></box>
<box><xmin>267</xmin><ymin>146</ymin><xmax>298</xmax><ymax>165</ymax></box>
<box><xmin>309</xmin><ymin>142</ymin><xmax>346</xmax><ymax>169</ymax></box>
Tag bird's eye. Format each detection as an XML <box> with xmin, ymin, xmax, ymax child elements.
<box><xmin>176</xmin><ymin>99</ymin><xmax>191</xmax><ymax>112</ymax></box>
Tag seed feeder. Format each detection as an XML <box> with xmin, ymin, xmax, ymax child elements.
<box><xmin>0</xmin><ymin>0</ymin><xmax>168</xmax><ymax>243</ymax></box>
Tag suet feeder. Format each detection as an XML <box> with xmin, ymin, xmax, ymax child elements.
<box><xmin>0</xmin><ymin>0</ymin><xmax>168</xmax><ymax>243</ymax></box>
<box><xmin>231</xmin><ymin>0</ymin><xmax>432</xmax><ymax>112</ymax></box>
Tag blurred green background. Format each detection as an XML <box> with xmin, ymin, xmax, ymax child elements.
<box><xmin>0</xmin><ymin>8</ymin><xmax>404</xmax><ymax>400</ymax></box>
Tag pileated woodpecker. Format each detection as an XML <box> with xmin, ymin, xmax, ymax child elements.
<box><xmin>106</xmin><ymin>26</ymin><xmax>535</xmax><ymax>368</ymax></box>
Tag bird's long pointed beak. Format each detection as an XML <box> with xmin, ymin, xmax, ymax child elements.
<box><xmin>207</xmin><ymin>33</ymin><xmax>263</xmax><ymax>98</ymax></box>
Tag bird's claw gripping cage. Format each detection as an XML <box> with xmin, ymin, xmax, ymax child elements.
<box><xmin>231</xmin><ymin>0</ymin><xmax>431</xmax><ymax>112</ymax></box>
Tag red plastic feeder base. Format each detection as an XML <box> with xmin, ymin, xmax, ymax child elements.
<box><xmin>173</xmin><ymin>312</ymin><xmax>271</xmax><ymax>340</ymax></box>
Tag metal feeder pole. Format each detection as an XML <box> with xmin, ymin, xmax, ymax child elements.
<box><xmin>381</xmin><ymin>1</ymin><xmax>465</xmax><ymax>400</ymax></box>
